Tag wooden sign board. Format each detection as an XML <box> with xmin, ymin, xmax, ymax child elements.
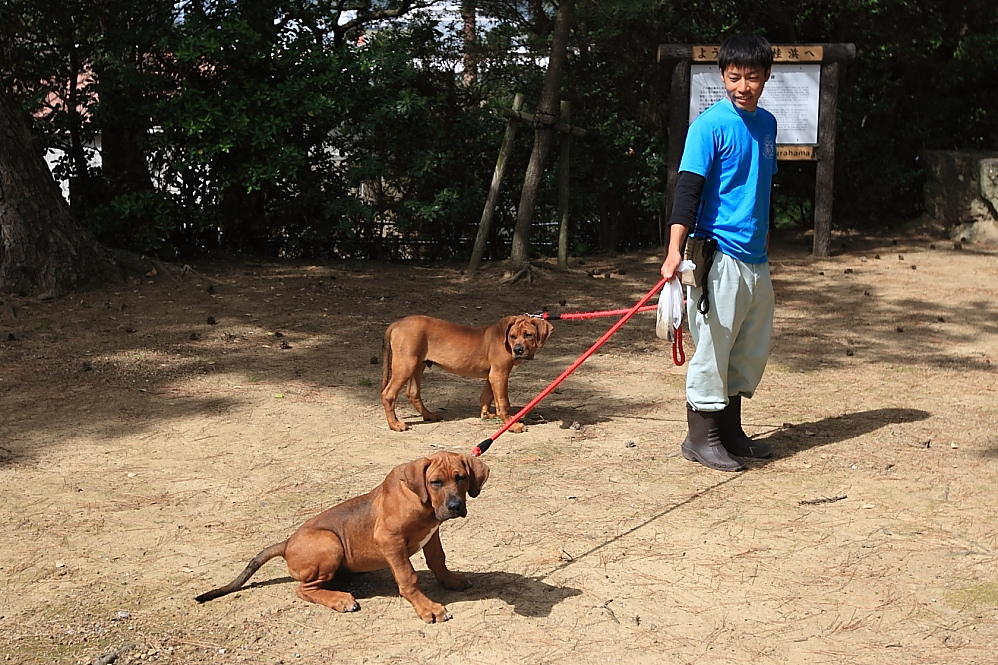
<box><xmin>691</xmin><ymin>44</ymin><xmax>824</xmax><ymax>63</ymax></box>
<box><xmin>777</xmin><ymin>145</ymin><xmax>816</xmax><ymax>160</ymax></box>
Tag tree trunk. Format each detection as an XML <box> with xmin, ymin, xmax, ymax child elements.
<box><xmin>597</xmin><ymin>191</ymin><xmax>620</xmax><ymax>254</ymax></box>
<box><xmin>461</xmin><ymin>0</ymin><xmax>478</xmax><ymax>87</ymax></box>
<box><xmin>0</xmin><ymin>89</ymin><xmax>120</xmax><ymax>298</ymax></box>
<box><xmin>99</xmin><ymin>57</ymin><xmax>155</xmax><ymax>201</ymax></box>
<box><xmin>66</xmin><ymin>44</ymin><xmax>102</xmax><ymax>215</ymax></box>
<box><xmin>506</xmin><ymin>0</ymin><xmax>574</xmax><ymax>272</ymax></box>
<box><xmin>468</xmin><ymin>93</ymin><xmax>524</xmax><ymax>275</ymax></box>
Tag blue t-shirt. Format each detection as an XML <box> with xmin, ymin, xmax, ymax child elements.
<box><xmin>679</xmin><ymin>97</ymin><xmax>778</xmax><ymax>263</ymax></box>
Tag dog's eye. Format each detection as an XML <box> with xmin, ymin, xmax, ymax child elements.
<box><xmin>429</xmin><ymin>480</ymin><xmax>444</xmax><ymax>488</ymax></box>
<box><xmin>454</xmin><ymin>474</ymin><xmax>467</xmax><ymax>484</ymax></box>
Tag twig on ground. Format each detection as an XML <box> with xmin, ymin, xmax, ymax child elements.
<box><xmin>92</xmin><ymin>642</ymin><xmax>136</xmax><ymax>665</ymax></box>
<box><xmin>799</xmin><ymin>495</ymin><xmax>848</xmax><ymax>506</ymax></box>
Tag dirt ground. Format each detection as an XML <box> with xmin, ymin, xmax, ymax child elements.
<box><xmin>1</xmin><ymin>229</ymin><xmax>996</xmax><ymax>665</ymax></box>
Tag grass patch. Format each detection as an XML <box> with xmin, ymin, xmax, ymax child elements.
<box><xmin>945</xmin><ymin>583</ymin><xmax>998</xmax><ymax>614</ymax></box>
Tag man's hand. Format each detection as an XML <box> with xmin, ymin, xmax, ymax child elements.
<box><xmin>660</xmin><ymin>224</ymin><xmax>690</xmax><ymax>281</ymax></box>
<box><xmin>660</xmin><ymin>251</ymin><xmax>684</xmax><ymax>281</ymax></box>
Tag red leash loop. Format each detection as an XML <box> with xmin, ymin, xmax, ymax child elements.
<box><xmin>672</xmin><ymin>323</ymin><xmax>685</xmax><ymax>366</ymax></box>
<box><xmin>472</xmin><ymin>276</ymin><xmax>669</xmax><ymax>456</ymax></box>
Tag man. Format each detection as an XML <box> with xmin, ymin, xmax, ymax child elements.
<box><xmin>660</xmin><ymin>33</ymin><xmax>778</xmax><ymax>472</ymax></box>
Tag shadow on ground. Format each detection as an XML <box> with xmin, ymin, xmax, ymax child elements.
<box><xmin>202</xmin><ymin>568</ymin><xmax>582</xmax><ymax>619</ymax></box>
<box><xmin>758</xmin><ymin>407</ymin><xmax>932</xmax><ymax>459</ymax></box>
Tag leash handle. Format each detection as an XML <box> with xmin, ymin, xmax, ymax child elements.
<box><xmin>672</xmin><ymin>323</ymin><xmax>685</xmax><ymax>365</ymax></box>
<box><xmin>471</xmin><ymin>438</ymin><xmax>493</xmax><ymax>457</ymax></box>
<box><xmin>473</xmin><ymin>276</ymin><xmax>669</xmax><ymax>456</ymax></box>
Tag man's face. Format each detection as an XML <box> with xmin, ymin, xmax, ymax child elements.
<box><xmin>721</xmin><ymin>64</ymin><xmax>770</xmax><ymax>112</ymax></box>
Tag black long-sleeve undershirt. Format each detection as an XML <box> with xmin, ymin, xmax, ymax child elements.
<box><xmin>668</xmin><ymin>171</ymin><xmax>706</xmax><ymax>229</ymax></box>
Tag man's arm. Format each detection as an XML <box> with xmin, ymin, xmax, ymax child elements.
<box><xmin>660</xmin><ymin>171</ymin><xmax>706</xmax><ymax>280</ymax></box>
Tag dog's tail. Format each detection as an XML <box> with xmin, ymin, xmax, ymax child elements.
<box><xmin>381</xmin><ymin>323</ymin><xmax>395</xmax><ymax>391</ymax></box>
<box><xmin>194</xmin><ymin>541</ymin><xmax>286</xmax><ymax>603</ymax></box>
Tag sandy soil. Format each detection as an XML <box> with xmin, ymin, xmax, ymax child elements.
<box><xmin>1</xmin><ymin>230</ymin><xmax>996</xmax><ymax>665</ymax></box>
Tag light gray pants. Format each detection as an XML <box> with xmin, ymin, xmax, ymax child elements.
<box><xmin>686</xmin><ymin>251</ymin><xmax>774</xmax><ymax>412</ymax></box>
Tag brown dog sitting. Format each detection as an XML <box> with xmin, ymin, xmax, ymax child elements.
<box><xmin>381</xmin><ymin>314</ymin><xmax>553</xmax><ymax>433</ymax></box>
<box><xmin>195</xmin><ymin>452</ymin><xmax>489</xmax><ymax>623</ymax></box>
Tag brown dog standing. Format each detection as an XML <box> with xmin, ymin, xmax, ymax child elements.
<box><xmin>195</xmin><ymin>452</ymin><xmax>489</xmax><ymax>623</ymax></box>
<box><xmin>381</xmin><ymin>314</ymin><xmax>553</xmax><ymax>433</ymax></box>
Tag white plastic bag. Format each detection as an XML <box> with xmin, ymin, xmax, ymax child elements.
<box><xmin>656</xmin><ymin>260</ymin><xmax>695</xmax><ymax>341</ymax></box>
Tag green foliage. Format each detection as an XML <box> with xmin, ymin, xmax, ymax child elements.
<box><xmin>803</xmin><ymin>0</ymin><xmax>998</xmax><ymax>220</ymax></box>
<box><xmin>771</xmin><ymin>163</ymin><xmax>815</xmax><ymax>229</ymax></box>
<box><xmin>2</xmin><ymin>0</ymin><xmax>997</xmax><ymax>261</ymax></box>
<box><xmin>565</xmin><ymin>1</ymin><xmax>677</xmax><ymax>251</ymax></box>
<box><xmin>150</xmin><ymin>6</ymin><xmax>353</xmax><ymax>255</ymax></box>
<box><xmin>334</xmin><ymin>19</ymin><xmax>497</xmax><ymax>259</ymax></box>
<box><xmin>87</xmin><ymin>190</ymin><xmax>184</xmax><ymax>258</ymax></box>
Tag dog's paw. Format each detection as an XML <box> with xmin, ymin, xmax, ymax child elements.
<box><xmin>329</xmin><ymin>592</ymin><xmax>360</xmax><ymax>612</ymax></box>
<box><xmin>438</xmin><ymin>572</ymin><xmax>471</xmax><ymax>591</ymax></box>
<box><xmin>507</xmin><ymin>421</ymin><xmax>526</xmax><ymax>433</ymax></box>
<box><xmin>422</xmin><ymin>412</ymin><xmax>442</xmax><ymax>423</ymax></box>
<box><xmin>303</xmin><ymin>589</ymin><xmax>361</xmax><ymax>612</ymax></box>
<box><xmin>338</xmin><ymin>599</ymin><xmax>361</xmax><ymax>613</ymax></box>
<box><xmin>417</xmin><ymin>602</ymin><xmax>452</xmax><ymax>623</ymax></box>
<box><xmin>389</xmin><ymin>421</ymin><xmax>410</xmax><ymax>432</ymax></box>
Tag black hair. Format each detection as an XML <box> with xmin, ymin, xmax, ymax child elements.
<box><xmin>717</xmin><ymin>33</ymin><xmax>773</xmax><ymax>72</ymax></box>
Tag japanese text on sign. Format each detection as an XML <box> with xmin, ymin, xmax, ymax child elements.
<box><xmin>689</xmin><ymin>64</ymin><xmax>821</xmax><ymax>145</ymax></box>
<box><xmin>691</xmin><ymin>44</ymin><xmax>824</xmax><ymax>62</ymax></box>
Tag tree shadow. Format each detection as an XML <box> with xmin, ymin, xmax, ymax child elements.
<box><xmin>1</xmin><ymin>243</ymin><xmax>987</xmax><ymax>462</ymax></box>
<box><xmin>390</xmin><ymin>393</ymin><xmax>615</xmax><ymax>431</ymax></box>
<box><xmin>768</xmin><ymin>236</ymin><xmax>998</xmax><ymax>375</ymax></box>
<box><xmin>0</xmin><ymin>394</ymin><xmax>245</xmax><ymax>466</ymax></box>
<box><xmin>754</xmin><ymin>407</ymin><xmax>932</xmax><ymax>460</ymax></box>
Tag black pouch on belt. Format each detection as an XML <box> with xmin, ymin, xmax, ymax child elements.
<box><xmin>680</xmin><ymin>235</ymin><xmax>718</xmax><ymax>288</ymax></box>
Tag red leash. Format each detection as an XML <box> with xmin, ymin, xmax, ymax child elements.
<box><xmin>533</xmin><ymin>301</ymin><xmax>685</xmax><ymax>366</ymax></box>
<box><xmin>532</xmin><ymin>305</ymin><xmax>657</xmax><ymax>320</ymax></box>
<box><xmin>472</xmin><ymin>277</ymin><xmax>669</xmax><ymax>456</ymax></box>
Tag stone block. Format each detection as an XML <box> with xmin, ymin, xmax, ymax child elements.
<box><xmin>980</xmin><ymin>158</ymin><xmax>998</xmax><ymax>215</ymax></box>
<box><xmin>921</xmin><ymin>151</ymin><xmax>998</xmax><ymax>245</ymax></box>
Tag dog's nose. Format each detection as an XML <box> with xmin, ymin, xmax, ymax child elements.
<box><xmin>513</xmin><ymin>344</ymin><xmax>525</xmax><ymax>356</ymax></box>
<box><xmin>447</xmin><ymin>498</ymin><xmax>467</xmax><ymax>517</ymax></box>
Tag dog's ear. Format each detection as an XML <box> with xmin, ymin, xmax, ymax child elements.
<box><xmin>401</xmin><ymin>457</ymin><xmax>432</xmax><ymax>505</ymax></box>
<box><xmin>531</xmin><ymin>318</ymin><xmax>554</xmax><ymax>347</ymax></box>
<box><xmin>497</xmin><ymin>315</ymin><xmax>519</xmax><ymax>330</ymax></box>
<box><xmin>464</xmin><ymin>454</ymin><xmax>490</xmax><ymax>498</ymax></box>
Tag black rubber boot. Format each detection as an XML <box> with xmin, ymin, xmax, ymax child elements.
<box><xmin>681</xmin><ymin>405</ymin><xmax>745</xmax><ymax>472</ymax></box>
<box><xmin>719</xmin><ymin>395</ymin><xmax>772</xmax><ymax>459</ymax></box>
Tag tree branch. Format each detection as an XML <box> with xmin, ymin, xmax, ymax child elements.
<box><xmin>333</xmin><ymin>0</ymin><xmax>438</xmax><ymax>42</ymax></box>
